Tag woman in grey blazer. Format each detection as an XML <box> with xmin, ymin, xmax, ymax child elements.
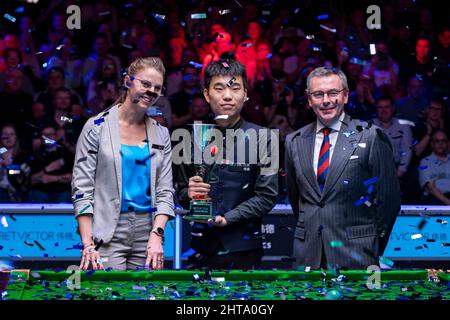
<box><xmin>72</xmin><ymin>57</ymin><xmax>175</xmax><ymax>271</ymax></box>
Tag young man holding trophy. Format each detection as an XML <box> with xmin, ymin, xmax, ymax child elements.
<box><xmin>175</xmin><ymin>60</ymin><xmax>279</xmax><ymax>269</ymax></box>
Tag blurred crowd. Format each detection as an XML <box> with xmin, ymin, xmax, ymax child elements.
<box><xmin>0</xmin><ymin>0</ymin><xmax>449</xmax><ymax>205</ymax></box>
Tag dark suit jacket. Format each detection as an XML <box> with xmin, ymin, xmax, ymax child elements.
<box><xmin>285</xmin><ymin>114</ymin><xmax>401</xmax><ymax>269</ymax></box>
<box><xmin>176</xmin><ymin>119</ymin><xmax>278</xmax><ymax>254</ymax></box>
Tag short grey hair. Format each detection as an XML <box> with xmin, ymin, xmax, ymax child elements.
<box><xmin>306</xmin><ymin>67</ymin><xmax>349</xmax><ymax>93</ymax></box>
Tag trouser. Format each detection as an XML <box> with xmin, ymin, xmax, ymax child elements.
<box><xmin>99</xmin><ymin>212</ymin><xmax>152</xmax><ymax>270</ymax></box>
<box><xmin>187</xmin><ymin>248</ymin><xmax>263</xmax><ymax>270</ymax></box>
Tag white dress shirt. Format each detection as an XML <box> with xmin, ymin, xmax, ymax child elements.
<box><xmin>313</xmin><ymin>112</ymin><xmax>346</xmax><ymax>177</ymax></box>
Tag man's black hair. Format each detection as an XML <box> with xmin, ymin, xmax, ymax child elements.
<box><xmin>203</xmin><ymin>60</ymin><xmax>247</xmax><ymax>90</ymax></box>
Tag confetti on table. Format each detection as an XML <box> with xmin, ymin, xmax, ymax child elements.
<box><xmin>85</xmin><ymin>270</ymin><xmax>95</xmax><ymax>276</ymax></box>
<box><xmin>77</xmin><ymin>157</ymin><xmax>88</xmax><ymax>164</ymax></box>
<box><xmin>436</xmin><ymin>219</ymin><xmax>447</xmax><ymax>224</ymax></box>
<box><xmin>132</xmin><ymin>285</ymin><xmax>147</xmax><ymax>291</ymax></box>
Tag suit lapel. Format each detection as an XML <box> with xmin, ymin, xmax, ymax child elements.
<box><xmin>146</xmin><ymin>117</ymin><xmax>158</xmax><ymax>208</ymax></box>
<box><xmin>321</xmin><ymin>114</ymin><xmax>363</xmax><ymax>198</ymax></box>
<box><xmin>296</xmin><ymin>124</ymin><xmax>321</xmax><ymax>197</ymax></box>
<box><xmin>107</xmin><ymin>105</ymin><xmax>122</xmax><ymax>200</ymax></box>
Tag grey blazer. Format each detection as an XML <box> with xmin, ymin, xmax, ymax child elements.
<box><xmin>71</xmin><ymin>104</ymin><xmax>175</xmax><ymax>244</ymax></box>
<box><xmin>285</xmin><ymin>114</ymin><xmax>401</xmax><ymax>269</ymax></box>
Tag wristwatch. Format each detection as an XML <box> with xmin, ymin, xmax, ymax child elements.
<box><xmin>151</xmin><ymin>227</ymin><xmax>165</xmax><ymax>244</ymax></box>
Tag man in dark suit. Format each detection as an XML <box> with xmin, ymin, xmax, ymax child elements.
<box><xmin>285</xmin><ymin>67</ymin><xmax>401</xmax><ymax>269</ymax></box>
<box><xmin>175</xmin><ymin>60</ymin><xmax>278</xmax><ymax>269</ymax></box>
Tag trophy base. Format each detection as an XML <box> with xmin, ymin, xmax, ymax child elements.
<box><xmin>186</xmin><ymin>199</ymin><xmax>214</xmax><ymax>221</ymax></box>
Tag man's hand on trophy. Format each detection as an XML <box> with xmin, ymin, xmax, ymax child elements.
<box><xmin>188</xmin><ymin>175</ymin><xmax>211</xmax><ymax>199</ymax></box>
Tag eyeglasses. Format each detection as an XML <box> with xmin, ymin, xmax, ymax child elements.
<box><xmin>130</xmin><ymin>76</ymin><xmax>164</xmax><ymax>94</ymax></box>
<box><xmin>309</xmin><ymin>89</ymin><xmax>346</xmax><ymax>100</ymax></box>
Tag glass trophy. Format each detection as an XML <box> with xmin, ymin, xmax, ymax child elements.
<box><xmin>185</xmin><ymin>122</ymin><xmax>219</xmax><ymax>221</ymax></box>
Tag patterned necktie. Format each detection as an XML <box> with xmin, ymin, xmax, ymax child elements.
<box><xmin>317</xmin><ymin>127</ymin><xmax>331</xmax><ymax>192</ymax></box>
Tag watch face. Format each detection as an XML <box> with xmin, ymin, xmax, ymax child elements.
<box><xmin>157</xmin><ymin>227</ymin><xmax>164</xmax><ymax>236</ymax></box>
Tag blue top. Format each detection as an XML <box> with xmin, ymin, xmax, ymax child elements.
<box><xmin>120</xmin><ymin>142</ymin><xmax>151</xmax><ymax>213</ymax></box>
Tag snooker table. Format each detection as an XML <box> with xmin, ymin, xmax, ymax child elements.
<box><xmin>1</xmin><ymin>269</ymin><xmax>449</xmax><ymax>300</ymax></box>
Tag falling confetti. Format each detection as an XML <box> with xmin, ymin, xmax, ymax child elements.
<box><xmin>34</xmin><ymin>240</ymin><xmax>46</xmax><ymax>251</ymax></box>
<box><xmin>94</xmin><ymin>118</ymin><xmax>105</xmax><ymax>126</ymax></box>
<box><xmin>363</xmin><ymin>177</ymin><xmax>378</xmax><ymax>186</ymax></box>
<box><xmin>61</xmin><ymin>116</ymin><xmax>73</xmax><ymax>123</ymax></box>
<box><xmin>191</xmin><ymin>13</ymin><xmax>207</xmax><ymax>19</ymax></box>
<box><xmin>3</xmin><ymin>13</ymin><xmax>16</xmax><ymax>23</ymax></box>
<box><xmin>214</xmin><ymin>115</ymin><xmax>229</xmax><ymax>120</ymax></box>
<box><xmin>188</xmin><ymin>61</ymin><xmax>203</xmax><ymax>69</ymax></box>
<box><xmin>182</xmin><ymin>249</ymin><xmax>196</xmax><ymax>257</ymax></box>
<box><xmin>227</xmin><ymin>77</ymin><xmax>237</xmax><ymax>87</ymax></box>
<box><xmin>343</xmin><ymin>131</ymin><xmax>355</xmax><ymax>138</ymax></box>
<box><xmin>319</xmin><ymin>24</ymin><xmax>336</xmax><ymax>33</ymax></box>
<box><xmin>411</xmin><ymin>234</ymin><xmax>423</xmax><ymax>240</ymax></box>
<box><xmin>1</xmin><ymin>217</ymin><xmax>8</xmax><ymax>228</ymax></box>
<box><xmin>330</xmin><ymin>241</ymin><xmax>344</xmax><ymax>248</ymax></box>
<box><xmin>417</xmin><ymin>219</ymin><xmax>427</xmax><ymax>231</ymax></box>
<box><xmin>316</xmin><ymin>14</ymin><xmax>329</xmax><ymax>20</ymax></box>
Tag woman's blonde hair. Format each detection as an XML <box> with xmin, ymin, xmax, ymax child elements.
<box><xmin>115</xmin><ymin>57</ymin><xmax>166</xmax><ymax>104</ymax></box>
